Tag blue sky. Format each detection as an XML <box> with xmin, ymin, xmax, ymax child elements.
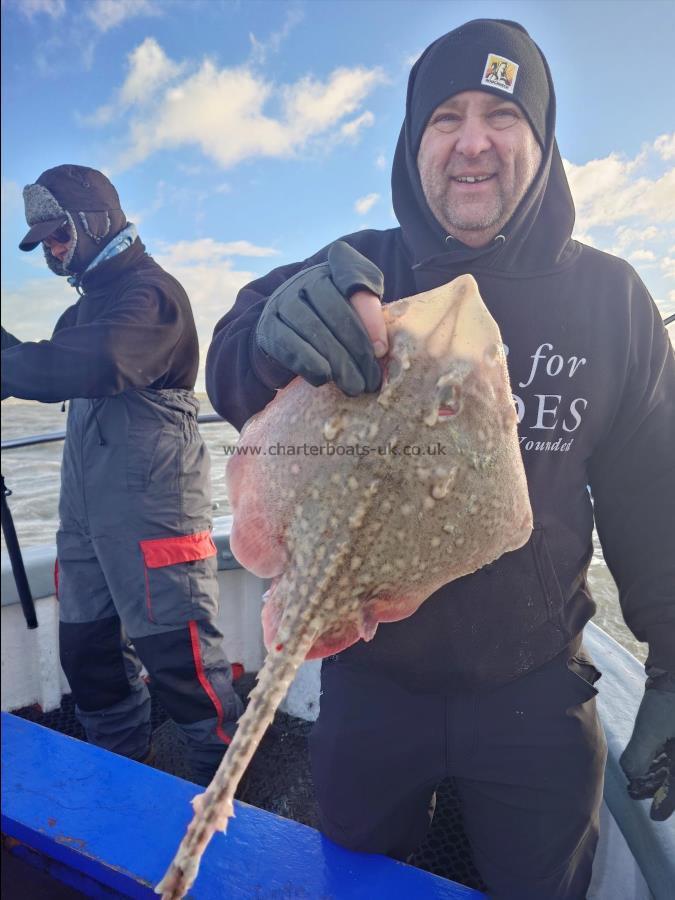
<box><xmin>2</xmin><ymin>0</ymin><xmax>674</xmax><ymax>388</ymax></box>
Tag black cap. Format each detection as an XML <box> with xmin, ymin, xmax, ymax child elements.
<box><xmin>19</xmin><ymin>217</ymin><xmax>70</xmax><ymax>252</ymax></box>
<box><xmin>410</xmin><ymin>19</ymin><xmax>550</xmax><ymax>154</ymax></box>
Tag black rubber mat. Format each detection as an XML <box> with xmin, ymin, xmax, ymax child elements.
<box><xmin>13</xmin><ymin>675</ymin><xmax>485</xmax><ymax>891</ymax></box>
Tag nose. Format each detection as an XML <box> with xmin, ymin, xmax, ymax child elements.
<box><xmin>453</xmin><ymin>116</ymin><xmax>492</xmax><ymax>158</ymax></box>
<box><xmin>51</xmin><ymin>244</ymin><xmax>68</xmax><ymax>261</ymax></box>
<box><xmin>44</xmin><ymin>239</ymin><xmax>68</xmax><ymax>259</ymax></box>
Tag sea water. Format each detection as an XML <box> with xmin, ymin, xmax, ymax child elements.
<box><xmin>1</xmin><ymin>395</ymin><xmax>646</xmax><ymax>663</ymax></box>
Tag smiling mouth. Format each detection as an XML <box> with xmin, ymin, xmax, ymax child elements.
<box><xmin>452</xmin><ymin>174</ymin><xmax>495</xmax><ymax>184</ymax></box>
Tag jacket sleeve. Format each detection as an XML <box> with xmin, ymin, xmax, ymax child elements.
<box><xmin>1</xmin><ymin>327</ymin><xmax>21</xmax><ymax>351</ymax></box>
<box><xmin>588</xmin><ymin>272</ymin><xmax>675</xmax><ymax>672</ymax></box>
<box><xmin>206</xmin><ymin>256</ymin><xmax>322</xmax><ymax>431</ymax></box>
<box><xmin>1</xmin><ymin>285</ymin><xmax>184</xmax><ymax>403</ymax></box>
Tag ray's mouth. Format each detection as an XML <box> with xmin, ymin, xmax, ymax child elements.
<box><xmin>438</xmin><ymin>405</ymin><xmax>458</xmax><ymax>417</ymax></box>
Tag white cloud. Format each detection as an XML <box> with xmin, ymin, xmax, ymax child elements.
<box><xmin>152</xmin><ymin>241</ymin><xmax>265</xmax><ymax>386</ymax></box>
<box><xmin>155</xmin><ymin>238</ymin><xmax>280</xmax><ymax>268</ymax></box>
<box><xmin>15</xmin><ymin>0</ymin><xmax>65</xmax><ymax>20</ymax></box>
<box><xmin>88</xmin><ymin>40</ymin><xmax>385</xmax><ymax>172</ymax></box>
<box><xmin>1</xmin><ymin>276</ymin><xmax>75</xmax><ymax>343</ymax></box>
<box><xmin>84</xmin><ymin>103</ymin><xmax>116</xmax><ymax>127</ymax></box>
<box><xmin>281</xmin><ymin>67</ymin><xmax>385</xmax><ymax>144</ymax></box>
<box><xmin>85</xmin><ymin>38</ymin><xmax>184</xmax><ymax>125</ymax></box>
<box><xmin>249</xmin><ymin>6</ymin><xmax>304</xmax><ymax>66</ymax></box>
<box><xmin>375</xmin><ymin>154</ymin><xmax>387</xmax><ymax>170</ymax></box>
<box><xmin>354</xmin><ymin>193</ymin><xmax>380</xmax><ymax>215</ymax></box>
<box><xmin>152</xmin><ymin>255</ymin><xmax>254</xmax><ymax>328</ymax></box>
<box><xmin>340</xmin><ymin>111</ymin><xmax>375</xmax><ymax>141</ymax></box>
<box><xmin>120</xmin><ymin>37</ymin><xmax>183</xmax><ymax>106</ymax></box>
<box><xmin>612</xmin><ymin>225</ymin><xmax>659</xmax><ymax>253</ymax></box>
<box><xmin>1</xmin><ymin>179</ymin><xmax>23</xmax><ymax>218</ymax></box>
<box><xmin>628</xmin><ymin>249</ymin><xmax>656</xmax><ymax>262</ymax></box>
<box><xmin>125</xmin><ymin>209</ymin><xmax>143</xmax><ymax>226</ymax></box>
<box><xmin>661</xmin><ymin>256</ymin><xmax>675</xmax><ymax>280</ymax></box>
<box><xmin>563</xmin><ymin>139</ymin><xmax>675</xmax><ymax>290</ymax></box>
<box><xmin>654</xmin><ymin>132</ymin><xmax>675</xmax><ymax>161</ymax></box>
<box><xmin>85</xmin><ymin>0</ymin><xmax>159</xmax><ymax>33</ymax></box>
<box><xmin>562</xmin><ymin>141</ymin><xmax>674</xmax><ymax>310</ymax></box>
<box><xmin>177</xmin><ymin>163</ymin><xmax>205</xmax><ymax>177</ymax></box>
<box><xmin>565</xmin><ymin>155</ymin><xmax>675</xmax><ymax>234</ymax></box>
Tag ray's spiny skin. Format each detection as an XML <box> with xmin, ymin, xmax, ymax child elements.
<box><xmin>156</xmin><ymin>275</ymin><xmax>533</xmax><ymax>898</ymax></box>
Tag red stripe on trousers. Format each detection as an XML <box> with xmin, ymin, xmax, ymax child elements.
<box><xmin>188</xmin><ymin>619</ymin><xmax>231</xmax><ymax>746</ymax></box>
<box><xmin>140</xmin><ymin>531</ymin><xmax>217</xmax><ymax>569</ymax></box>
<box><xmin>143</xmin><ymin>565</ymin><xmax>154</xmax><ymax>623</ymax></box>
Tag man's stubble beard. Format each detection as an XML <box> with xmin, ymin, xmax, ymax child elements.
<box><xmin>420</xmin><ymin>167</ymin><xmax>509</xmax><ymax>237</ymax></box>
<box><xmin>418</xmin><ymin>146</ymin><xmax>542</xmax><ymax>241</ymax></box>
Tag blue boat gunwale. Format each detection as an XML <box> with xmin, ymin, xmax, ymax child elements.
<box><xmin>1</xmin><ymin>711</ymin><xmax>483</xmax><ymax>899</ymax></box>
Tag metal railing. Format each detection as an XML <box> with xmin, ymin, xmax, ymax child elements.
<box><xmin>3</xmin><ymin>315</ymin><xmax>673</xmax><ymax>452</ymax></box>
<box><xmin>1</xmin><ymin>413</ymin><xmax>224</xmax><ymax>451</ymax></box>
<box><xmin>1</xmin><ymin>413</ymin><xmax>227</xmax><ymax>629</ymax></box>
<box><xmin>2</xmin><ymin>311</ymin><xmax>673</xmax><ymax>628</ymax></box>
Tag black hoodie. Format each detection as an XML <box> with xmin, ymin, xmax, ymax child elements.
<box><xmin>207</xmin><ymin>26</ymin><xmax>675</xmax><ymax>688</ymax></box>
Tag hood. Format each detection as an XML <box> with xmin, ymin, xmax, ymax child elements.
<box><xmin>391</xmin><ymin>19</ymin><xmax>577</xmax><ymax>290</ymax></box>
<box><xmin>21</xmin><ymin>165</ymin><xmax>127</xmax><ymax>279</ymax></box>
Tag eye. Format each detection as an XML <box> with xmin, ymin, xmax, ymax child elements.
<box><xmin>431</xmin><ymin>112</ymin><xmax>462</xmax><ymax>133</ymax></box>
<box><xmin>489</xmin><ymin>108</ymin><xmax>519</xmax><ymax>129</ymax></box>
<box><xmin>438</xmin><ymin>384</ymin><xmax>462</xmax><ymax>417</ymax></box>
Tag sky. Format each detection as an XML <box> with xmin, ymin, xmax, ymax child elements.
<box><xmin>2</xmin><ymin>0</ymin><xmax>674</xmax><ymax>390</ymax></box>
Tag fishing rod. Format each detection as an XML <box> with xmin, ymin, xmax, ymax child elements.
<box><xmin>1</xmin><ymin>474</ymin><xmax>38</xmax><ymax>629</ymax></box>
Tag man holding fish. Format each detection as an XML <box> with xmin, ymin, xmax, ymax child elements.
<box><xmin>197</xmin><ymin>17</ymin><xmax>673</xmax><ymax>900</ymax></box>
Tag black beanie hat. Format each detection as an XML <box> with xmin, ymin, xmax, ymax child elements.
<box><xmin>410</xmin><ymin>19</ymin><xmax>550</xmax><ymax>153</ymax></box>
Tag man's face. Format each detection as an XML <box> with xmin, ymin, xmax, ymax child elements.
<box><xmin>417</xmin><ymin>90</ymin><xmax>543</xmax><ymax>248</ymax></box>
<box><xmin>42</xmin><ymin>223</ymin><xmax>73</xmax><ymax>263</ymax></box>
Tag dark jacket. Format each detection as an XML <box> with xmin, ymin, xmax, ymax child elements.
<box><xmin>206</xmin><ymin>81</ymin><xmax>675</xmax><ymax>688</ymax></box>
<box><xmin>1</xmin><ymin>239</ymin><xmax>198</xmax><ymax>402</ymax></box>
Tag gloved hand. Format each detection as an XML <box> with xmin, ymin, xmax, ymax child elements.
<box><xmin>255</xmin><ymin>241</ymin><xmax>385</xmax><ymax>396</ymax></box>
<box><xmin>619</xmin><ymin>669</ymin><xmax>675</xmax><ymax>821</ymax></box>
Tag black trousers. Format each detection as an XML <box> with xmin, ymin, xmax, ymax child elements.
<box><xmin>309</xmin><ymin>644</ymin><xmax>607</xmax><ymax>900</ymax></box>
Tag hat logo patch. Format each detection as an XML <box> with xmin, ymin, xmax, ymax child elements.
<box><xmin>481</xmin><ymin>54</ymin><xmax>518</xmax><ymax>93</ymax></box>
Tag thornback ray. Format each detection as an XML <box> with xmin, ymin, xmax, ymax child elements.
<box><xmin>156</xmin><ymin>274</ymin><xmax>533</xmax><ymax>898</ymax></box>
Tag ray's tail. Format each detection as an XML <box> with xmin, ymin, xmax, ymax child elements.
<box><xmin>155</xmin><ymin>621</ymin><xmax>319</xmax><ymax>899</ymax></box>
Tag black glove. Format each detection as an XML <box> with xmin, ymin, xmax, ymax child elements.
<box><xmin>255</xmin><ymin>241</ymin><xmax>384</xmax><ymax>396</ymax></box>
<box><xmin>619</xmin><ymin>669</ymin><xmax>675</xmax><ymax>821</ymax></box>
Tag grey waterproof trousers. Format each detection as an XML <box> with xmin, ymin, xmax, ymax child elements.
<box><xmin>56</xmin><ymin>389</ymin><xmax>242</xmax><ymax>785</ymax></box>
